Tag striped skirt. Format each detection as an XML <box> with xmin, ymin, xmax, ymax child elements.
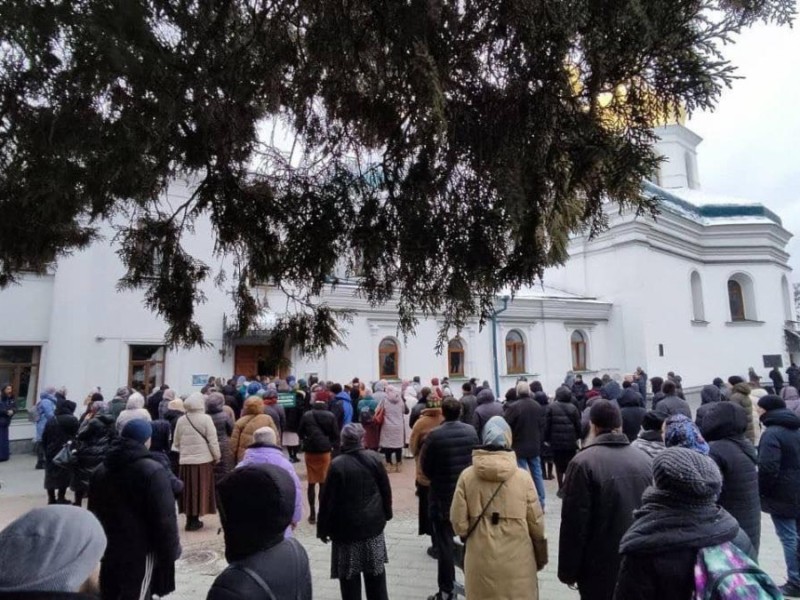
<box><xmin>178</xmin><ymin>462</ymin><xmax>216</xmax><ymax>516</ymax></box>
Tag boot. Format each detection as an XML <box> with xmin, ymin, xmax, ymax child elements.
<box><xmin>185</xmin><ymin>516</ymin><xmax>203</xmax><ymax>532</ymax></box>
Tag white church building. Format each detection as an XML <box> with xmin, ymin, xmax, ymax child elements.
<box><xmin>1</xmin><ymin>122</ymin><xmax>796</xmax><ymax>442</ymax></box>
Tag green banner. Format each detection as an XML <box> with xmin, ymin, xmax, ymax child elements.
<box><xmin>277</xmin><ymin>392</ymin><xmax>296</xmax><ymax>408</ymax></box>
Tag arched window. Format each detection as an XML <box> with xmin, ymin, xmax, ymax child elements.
<box><xmin>505</xmin><ymin>330</ymin><xmax>526</xmax><ymax>375</ymax></box>
<box><xmin>448</xmin><ymin>338</ymin><xmax>465</xmax><ymax>378</ymax></box>
<box><xmin>571</xmin><ymin>331</ymin><xmax>587</xmax><ymax>371</ymax></box>
<box><xmin>728</xmin><ymin>280</ymin><xmax>745</xmax><ymax>321</ymax></box>
<box><xmin>690</xmin><ymin>271</ymin><xmax>705</xmax><ymax>321</ymax></box>
<box><xmin>782</xmin><ymin>275</ymin><xmax>793</xmax><ymax>322</ymax></box>
<box><xmin>379</xmin><ymin>338</ymin><xmax>399</xmax><ymax>379</ymax></box>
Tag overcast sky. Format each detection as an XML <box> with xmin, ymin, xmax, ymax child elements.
<box><xmin>687</xmin><ymin>21</ymin><xmax>800</xmax><ymax>281</ymax></box>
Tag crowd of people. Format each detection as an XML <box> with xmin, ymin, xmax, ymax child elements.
<box><xmin>1</xmin><ymin>365</ymin><xmax>800</xmax><ymax>599</ymax></box>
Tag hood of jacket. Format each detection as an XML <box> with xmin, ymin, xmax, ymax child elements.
<box><xmin>476</xmin><ymin>389</ymin><xmax>496</xmax><ymax>405</ymax></box>
<box><xmin>242</xmin><ymin>397</ymin><xmax>264</xmax><ymax>416</ymax></box>
<box><xmin>762</xmin><ymin>408</ymin><xmax>800</xmax><ymax>430</ymax></box>
<box><xmin>732</xmin><ymin>382</ymin><xmax>752</xmax><ymax>397</ymax></box>
<box><xmin>619</xmin><ymin>388</ymin><xmax>643</xmax><ymax>408</ymax></box>
<box><xmin>104</xmin><ymin>437</ymin><xmax>153</xmax><ymax>471</ymax></box>
<box><xmin>206</xmin><ymin>392</ymin><xmax>225</xmax><ymax>414</ymax></box>
<box><xmin>620</xmin><ymin>493</ymin><xmax>740</xmax><ymax>554</ymax></box>
<box><xmin>701</xmin><ymin>402</ymin><xmax>748</xmax><ymax>441</ymax></box>
<box><xmin>471</xmin><ymin>448</ymin><xmax>519</xmax><ymax>483</ymax></box>
<box><xmin>700</xmin><ymin>385</ymin><xmax>721</xmax><ymax>405</ymax></box>
<box><xmin>125</xmin><ymin>393</ymin><xmax>145</xmax><ymax>410</ymax></box>
<box><xmin>782</xmin><ymin>386</ymin><xmax>800</xmax><ymax>402</ymax></box>
<box><xmin>555</xmin><ymin>387</ymin><xmax>572</xmax><ymax>404</ymax></box>
<box><xmin>421</xmin><ymin>407</ymin><xmax>443</xmax><ymax>419</ymax></box>
<box><xmin>385</xmin><ymin>386</ymin><xmax>402</xmax><ymax>404</ymax></box>
<box><xmin>183</xmin><ymin>392</ymin><xmax>206</xmax><ymax>413</ymax></box>
<box><xmin>55</xmin><ymin>400</ymin><xmax>77</xmax><ymax>416</ymax></box>
<box><xmin>335</xmin><ymin>391</ymin><xmax>351</xmax><ymax>404</ymax></box>
<box><xmin>601</xmin><ymin>381</ymin><xmax>623</xmax><ymax>401</ymax></box>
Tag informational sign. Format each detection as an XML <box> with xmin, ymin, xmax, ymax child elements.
<box><xmin>191</xmin><ymin>374</ymin><xmax>209</xmax><ymax>387</ymax></box>
<box><xmin>763</xmin><ymin>355</ymin><xmax>784</xmax><ymax>369</ymax></box>
<box><xmin>277</xmin><ymin>392</ymin><xmax>296</xmax><ymax>408</ymax></box>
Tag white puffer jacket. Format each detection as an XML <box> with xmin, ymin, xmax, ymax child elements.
<box><xmin>115</xmin><ymin>393</ymin><xmax>152</xmax><ymax>433</ymax></box>
<box><xmin>173</xmin><ymin>392</ymin><xmax>221</xmax><ymax>465</ymax></box>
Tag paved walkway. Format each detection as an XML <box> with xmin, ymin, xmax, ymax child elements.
<box><xmin>0</xmin><ymin>451</ymin><xmax>789</xmax><ymax>599</ymax></box>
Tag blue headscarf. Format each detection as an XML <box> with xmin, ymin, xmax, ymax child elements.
<box><xmin>664</xmin><ymin>414</ymin><xmax>709</xmax><ymax>455</ymax></box>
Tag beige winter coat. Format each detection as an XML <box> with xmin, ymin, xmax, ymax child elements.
<box><xmin>410</xmin><ymin>407</ymin><xmax>444</xmax><ymax>486</ymax></box>
<box><xmin>172</xmin><ymin>393</ymin><xmax>221</xmax><ymax>465</ymax></box>
<box><xmin>230</xmin><ymin>397</ymin><xmax>279</xmax><ymax>464</ymax></box>
<box><xmin>451</xmin><ymin>449</ymin><xmax>547</xmax><ymax>600</ymax></box>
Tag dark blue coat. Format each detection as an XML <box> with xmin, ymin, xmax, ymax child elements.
<box><xmin>758</xmin><ymin>408</ymin><xmax>800</xmax><ymax>518</ymax></box>
<box><xmin>421</xmin><ymin>420</ymin><xmax>479</xmax><ymax>515</ymax></box>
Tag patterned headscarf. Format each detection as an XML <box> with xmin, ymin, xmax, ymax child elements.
<box><xmin>664</xmin><ymin>414</ymin><xmax>709</xmax><ymax>455</ymax></box>
<box><xmin>482</xmin><ymin>416</ymin><xmax>512</xmax><ymax>449</ymax></box>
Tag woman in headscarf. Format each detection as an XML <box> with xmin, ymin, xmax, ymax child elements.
<box><xmin>42</xmin><ymin>399</ymin><xmax>79</xmax><ymax>504</ymax></box>
<box><xmin>451</xmin><ymin>416</ymin><xmax>548</xmax><ymax>600</ymax></box>
<box><xmin>206</xmin><ymin>391</ymin><xmax>234</xmax><ymax>483</ymax></box>
<box><xmin>664</xmin><ymin>413</ymin><xmax>710</xmax><ymax>455</ymax></box>
<box><xmin>317</xmin><ymin>423</ymin><xmax>393</xmax><ymax>600</ymax></box>
<box><xmin>0</xmin><ymin>383</ymin><xmax>16</xmax><ymax>462</ymax></box>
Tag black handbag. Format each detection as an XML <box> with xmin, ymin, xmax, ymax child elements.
<box><xmin>453</xmin><ymin>480</ymin><xmax>505</xmax><ymax>571</ymax></box>
<box><xmin>53</xmin><ymin>441</ymin><xmax>76</xmax><ymax>469</ymax></box>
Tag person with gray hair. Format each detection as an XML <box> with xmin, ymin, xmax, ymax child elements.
<box><xmin>0</xmin><ymin>505</ymin><xmax>107</xmax><ymax>597</ymax></box>
<box><xmin>504</xmin><ymin>380</ymin><xmax>547</xmax><ymax>509</ymax></box>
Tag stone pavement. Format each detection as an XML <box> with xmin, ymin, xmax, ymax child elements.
<box><xmin>0</xmin><ymin>451</ymin><xmax>789</xmax><ymax>599</ymax></box>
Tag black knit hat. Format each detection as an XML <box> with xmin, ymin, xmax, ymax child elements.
<box><xmin>589</xmin><ymin>399</ymin><xmax>622</xmax><ymax>431</ymax></box>
<box><xmin>641</xmin><ymin>410</ymin><xmax>666</xmax><ymax>432</ymax></box>
<box><xmin>758</xmin><ymin>394</ymin><xmax>786</xmax><ymax>412</ymax></box>
<box><xmin>217</xmin><ymin>464</ymin><xmax>296</xmax><ymax>562</ymax></box>
<box><xmin>653</xmin><ymin>447</ymin><xmax>722</xmax><ymax>502</ymax></box>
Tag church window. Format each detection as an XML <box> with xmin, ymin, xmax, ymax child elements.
<box><xmin>782</xmin><ymin>275</ymin><xmax>793</xmax><ymax>322</ymax></box>
<box><xmin>571</xmin><ymin>331</ymin><xmax>587</xmax><ymax>371</ymax></box>
<box><xmin>728</xmin><ymin>280</ymin><xmax>745</xmax><ymax>321</ymax></box>
<box><xmin>505</xmin><ymin>330</ymin><xmax>526</xmax><ymax>374</ymax></box>
<box><xmin>379</xmin><ymin>338</ymin><xmax>399</xmax><ymax>379</ymax></box>
<box><xmin>128</xmin><ymin>345</ymin><xmax>166</xmax><ymax>395</ymax></box>
<box><xmin>0</xmin><ymin>346</ymin><xmax>40</xmax><ymax>414</ymax></box>
<box><xmin>448</xmin><ymin>338</ymin><xmax>465</xmax><ymax>378</ymax></box>
<box><xmin>690</xmin><ymin>271</ymin><xmax>705</xmax><ymax>321</ymax></box>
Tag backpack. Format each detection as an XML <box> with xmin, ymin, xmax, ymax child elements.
<box><xmin>359</xmin><ymin>407</ymin><xmax>374</xmax><ymax>425</ymax></box>
<box><xmin>694</xmin><ymin>541</ymin><xmax>782</xmax><ymax>600</ymax></box>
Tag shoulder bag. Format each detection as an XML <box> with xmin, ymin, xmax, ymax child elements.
<box><xmin>453</xmin><ymin>480</ymin><xmax>505</xmax><ymax>571</ymax></box>
<box><xmin>53</xmin><ymin>441</ymin><xmax>76</xmax><ymax>468</ymax></box>
<box><xmin>373</xmin><ymin>401</ymin><xmax>386</xmax><ymax>427</ymax></box>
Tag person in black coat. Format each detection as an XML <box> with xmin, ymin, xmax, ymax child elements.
<box><xmin>571</xmin><ymin>376</ymin><xmax>589</xmax><ymax>412</ymax></box>
<box><xmin>472</xmin><ymin>388</ymin><xmax>503</xmax><ymax>439</ymax></box>
<box><xmin>619</xmin><ymin>387</ymin><xmax>646</xmax><ymax>442</ymax></box>
<box><xmin>771</xmin><ymin>367</ymin><xmax>785</xmax><ymax>395</ymax></box>
<box><xmin>504</xmin><ymin>381</ymin><xmax>547</xmax><ymax>508</ymax></box>
<box><xmin>649</xmin><ymin>376</ymin><xmax>665</xmax><ymax>410</ymax></box>
<box><xmin>421</xmin><ymin>398</ymin><xmax>480</xmax><ymax>600</ymax></box>
<box><xmin>545</xmin><ymin>386</ymin><xmax>582</xmax><ymax>492</ymax></box>
<box><xmin>788</xmin><ymin>363</ymin><xmax>800</xmax><ymax>391</ymax></box>
<box><xmin>149</xmin><ymin>419</ymin><xmax>185</xmax><ymax>498</ymax></box>
<box><xmin>0</xmin><ymin>383</ymin><xmax>15</xmax><ymax>462</ymax></box>
<box><xmin>146</xmin><ymin>386</ymin><xmax>166</xmax><ymax>421</ymax></box>
<box><xmin>410</xmin><ymin>387</ymin><xmax>431</xmax><ymax>429</ymax></box>
<box><xmin>757</xmin><ymin>394</ymin><xmax>800</xmax><ymax>596</ymax></box>
<box><xmin>318</xmin><ymin>424</ymin><xmax>392</xmax><ymax>600</ymax></box>
<box><xmin>71</xmin><ymin>414</ymin><xmax>116</xmax><ymax>507</ymax></box>
<box><xmin>42</xmin><ymin>399</ymin><xmax>79</xmax><ymax>505</ymax></box>
<box><xmin>654</xmin><ymin>381</ymin><xmax>692</xmax><ymax>419</ymax></box>
<box><xmin>208</xmin><ymin>464</ymin><xmax>312</xmax><ymax>600</ymax></box>
<box><xmin>459</xmin><ymin>382</ymin><xmax>478</xmax><ymax>425</ymax></box>
<box><xmin>559</xmin><ymin>401</ymin><xmax>652</xmax><ymax>600</ymax></box>
<box><xmin>614</xmin><ymin>448</ymin><xmax>755</xmax><ymax>600</ymax></box>
<box><xmin>695</xmin><ymin>384</ymin><xmax>722</xmax><ymax>431</ymax></box>
<box><xmin>89</xmin><ymin>420</ymin><xmax>181</xmax><ymax>600</ymax></box>
<box><xmin>700</xmin><ymin>401</ymin><xmax>760</xmax><ymax>555</ymax></box>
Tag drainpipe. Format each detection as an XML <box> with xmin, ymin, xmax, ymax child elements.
<box><xmin>491</xmin><ymin>295</ymin><xmax>511</xmax><ymax>395</ymax></box>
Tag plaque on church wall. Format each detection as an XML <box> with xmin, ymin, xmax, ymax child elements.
<box><xmin>763</xmin><ymin>355</ymin><xmax>783</xmax><ymax>369</ymax></box>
